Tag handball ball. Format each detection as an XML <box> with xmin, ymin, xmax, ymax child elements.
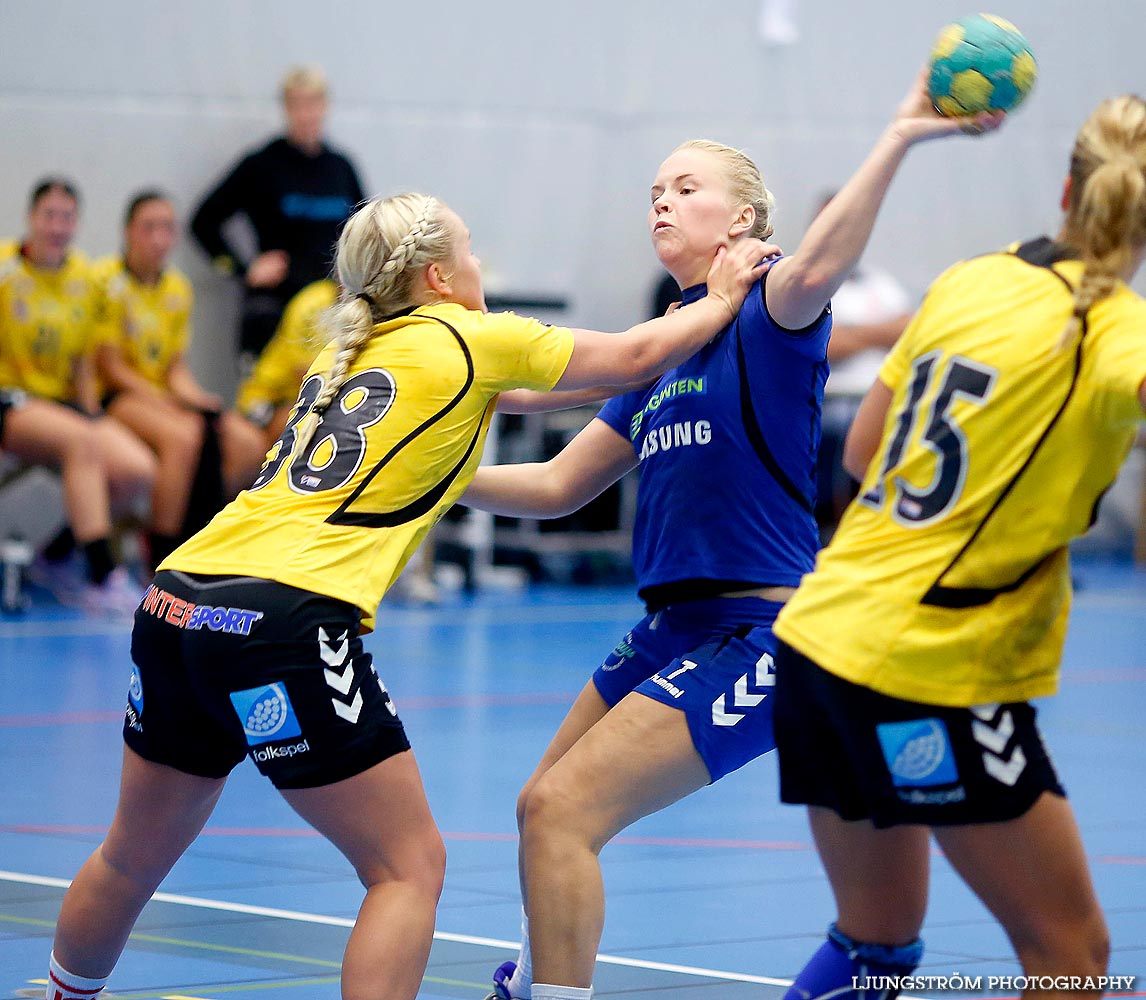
<box><xmin>928</xmin><ymin>13</ymin><xmax>1037</xmax><ymax>116</ymax></box>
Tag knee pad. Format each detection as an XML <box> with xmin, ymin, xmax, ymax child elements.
<box><xmin>783</xmin><ymin>922</ymin><xmax>923</xmax><ymax>1000</ymax></box>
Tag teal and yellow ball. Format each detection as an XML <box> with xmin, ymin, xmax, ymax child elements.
<box><xmin>928</xmin><ymin>13</ymin><xmax>1037</xmax><ymax>116</ymax></box>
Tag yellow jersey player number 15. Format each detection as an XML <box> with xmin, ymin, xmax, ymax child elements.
<box><xmin>772</xmin><ymin>95</ymin><xmax>1146</xmax><ymax>998</ymax></box>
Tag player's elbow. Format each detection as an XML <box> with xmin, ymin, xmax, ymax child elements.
<box><xmin>534</xmin><ymin>468</ymin><xmax>586</xmax><ymax>518</ymax></box>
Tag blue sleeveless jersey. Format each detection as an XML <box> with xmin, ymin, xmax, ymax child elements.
<box><xmin>598</xmin><ymin>277</ymin><xmax>831</xmax><ymax>607</ymax></box>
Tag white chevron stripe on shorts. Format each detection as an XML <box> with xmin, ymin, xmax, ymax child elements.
<box><xmin>970</xmin><ymin>704</ymin><xmax>1026</xmax><ymax>786</ymax></box>
<box><xmin>711</xmin><ymin>652</ymin><xmax>774</xmax><ymax>727</ymax></box>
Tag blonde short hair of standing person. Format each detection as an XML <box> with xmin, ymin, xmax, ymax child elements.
<box><xmin>279</xmin><ymin>64</ymin><xmax>329</xmax><ymax>102</ymax></box>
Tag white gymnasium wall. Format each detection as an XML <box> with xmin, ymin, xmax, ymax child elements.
<box><xmin>0</xmin><ymin>0</ymin><xmax>1141</xmax><ymax>397</ymax></box>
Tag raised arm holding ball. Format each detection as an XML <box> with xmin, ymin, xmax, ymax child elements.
<box><xmin>462</xmin><ymin>67</ymin><xmax>1004</xmax><ymax>1000</ymax></box>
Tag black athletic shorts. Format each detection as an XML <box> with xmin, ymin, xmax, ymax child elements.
<box><xmin>773</xmin><ymin>640</ymin><xmax>1064</xmax><ymax>828</ymax></box>
<box><xmin>124</xmin><ymin>570</ymin><xmax>410</xmax><ymax>789</ymax></box>
<box><xmin>0</xmin><ymin>388</ymin><xmax>27</xmax><ymax>445</ymax></box>
<box><xmin>0</xmin><ymin>389</ymin><xmax>95</xmax><ymax>447</ymax></box>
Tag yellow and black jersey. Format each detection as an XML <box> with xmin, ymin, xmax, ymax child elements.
<box><xmin>0</xmin><ymin>240</ymin><xmax>100</xmax><ymax>401</ymax></box>
<box><xmin>166</xmin><ymin>302</ymin><xmax>575</xmax><ymax>627</ymax></box>
<box><xmin>236</xmin><ymin>279</ymin><xmax>336</xmax><ymax>423</ymax></box>
<box><xmin>776</xmin><ymin>238</ymin><xmax>1146</xmax><ymax>706</ymax></box>
<box><xmin>93</xmin><ymin>256</ymin><xmax>193</xmax><ymax>390</ymax></box>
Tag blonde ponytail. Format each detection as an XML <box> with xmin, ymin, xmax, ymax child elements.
<box><xmin>294</xmin><ymin>295</ymin><xmax>375</xmax><ymax>452</ymax></box>
<box><xmin>293</xmin><ymin>193</ymin><xmax>453</xmax><ymax>453</ymax></box>
<box><xmin>1058</xmin><ymin>96</ymin><xmax>1146</xmax><ymax>344</ymax></box>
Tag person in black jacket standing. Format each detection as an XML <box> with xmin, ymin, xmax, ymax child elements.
<box><xmin>191</xmin><ymin>65</ymin><xmax>365</xmax><ymax>359</ymax></box>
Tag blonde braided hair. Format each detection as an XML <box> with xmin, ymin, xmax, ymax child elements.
<box><xmin>295</xmin><ymin>193</ymin><xmax>452</xmax><ymax>451</ymax></box>
<box><xmin>1058</xmin><ymin>95</ymin><xmax>1146</xmax><ymax>344</ymax></box>
<box><xmin>675</xmin><ymin>139</ymin><xmax>777</xmax><ymax>240</ymax></box>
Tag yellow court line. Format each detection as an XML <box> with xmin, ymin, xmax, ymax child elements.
<box><xmin>3</xmin><ymin>912</ymin><xmax>486</xmax><ymax>995</ymax></box>
<box><xmin>2</xmin><ymin>869</ymin><xmax>799</xmax><ymax>991</ymax></box>
<box><xmin>123</xmin><ymin>930</ymin><xmax>342</xmax><ymax>969</ymax></box>
<box><xmin>149</xmin><ymin>985</ymin><xmax>337</xmax><ymax>998</ymax></box>
<box><xmin>0</xmin><ymin>910</ymin><xmax>341</xmax><ymax>969</ymax></box>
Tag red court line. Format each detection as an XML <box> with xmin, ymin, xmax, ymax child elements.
<box><xmin>399</xmin><ymin>691</ymin><xmax>577</xmax><ymax>709</ymax></box>
<box><xmin>612</xmin><ymin>835</ymin><xmax>809</xmax><ymax>850</ymax></box>
<box><xmin>9</xmin><ymin>824</ymin><xmax>1146</xmax><ymax>861</ymax></box>
<box><xmin>0</xmin><ymin>823</ymin><xmax>805</xmax><ymax>850</ymax></box>
<box><xmin>1059</xmin><ymin>667</ymin><xmax>1146</xmax><ymax>684</ymax></box>
<box><xmin>0</xmin><ymin>691</ymin><xmax>578</xmax><ymax>729</ymax></box>
<box><xmin>0</xmin><ymin>711</ymin><xmax>122</xmax><ymax>727</ymax></box>
<box><xmin>10</xmin><ymin>824</ymin><xmax>1146</xmax><ymax>863</ymax></box>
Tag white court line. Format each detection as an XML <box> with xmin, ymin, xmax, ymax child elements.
<box><xmin>0</xmin><ymin>869</ymin><xmax>793</xmax><ymax>988</ymax></box>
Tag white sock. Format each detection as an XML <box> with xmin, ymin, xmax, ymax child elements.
<box><xmin>532</xmin><ymin>985</ymin><xmax>592</xmax><ymax>1000</ymax></box>
<box><xmin>508</xmin><ymin>908</ymin><xmax>533</xmax><ymax>998</ymax></box>
<box><xmin>46</xmin><ymin>951</ymin><xmax>108</xmax><ymax>998</ymax></box>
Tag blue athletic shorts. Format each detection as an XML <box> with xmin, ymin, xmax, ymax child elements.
<box><xmin>125</xmin><ymin>570</ymin><xmax>410</xmax><ymax>789</ymax></box>
<box><xmin>592</xmin><ymin>596</ymin><xmax>782</xmax><ymax>782</ymax></box>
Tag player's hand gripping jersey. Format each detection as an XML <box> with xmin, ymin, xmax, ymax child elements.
<box><xmin>776</xmin><ymin>238</ymin><xmax>1146</xmax><ymax>706</ymax></box>
<box><xmin>167</xmin><ymin>303</ymin><xmax>574</xmax><ymax>626</ymax></box>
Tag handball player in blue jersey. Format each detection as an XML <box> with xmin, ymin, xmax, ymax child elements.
<box><xmin>461</xmin><ymin>69</ymin><xmax>1004</xmax><ymax>1000</ymax></box>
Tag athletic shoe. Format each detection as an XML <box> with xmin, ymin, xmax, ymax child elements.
<box><xmin>26</xmin><ymin>554</ymin><xmax>86</xmax><ymax>604</ymax></box>
<box><xmin>484</xmin><ymin>960</ymin><xmax>517</xmax><ymax>1000</ymax></box>
<box><xmin>389</xmin><ymin>571</ymin><xmax>440</xmax><ymax>605</ymax></box>
<box><xmin>77</xmin><ymin>567</ymin><xmax>145</xmax><ymax>619</ymax></box>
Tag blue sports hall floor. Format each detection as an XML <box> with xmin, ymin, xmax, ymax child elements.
<box><xmin>2</xmin><ymin>558</ymin><xmax>1144</xmax><ymax>999</ymax></box>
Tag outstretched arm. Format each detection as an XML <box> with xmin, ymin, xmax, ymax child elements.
<box><xmin>766</xmin><ymin>68</ymin><xmax>1005</xmax><ymax>330</ymax></box>
<box><xmin>509</xmin><ymin>243</ymin><xmax>781</xmax><ymax>409</ymax></box>
<box><xmin>497</xmin><ymin>386</ymin><xmax>619</xmax><ymax>414</ymax></box>
<box><xmin>553</xmin><ymin>239</ymin><xmax>772</xmax><ymax>391</ymax></box>
<box><xmin>461</xmin><ymin>418</ymin><xmax>636</xmax><ymax>519</ymax></box>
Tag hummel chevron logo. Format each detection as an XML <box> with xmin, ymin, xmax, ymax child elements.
<box><xmin>332</xmin><ymin>690</ymin><xmax>364</xmax><ymax>724</ymax></box>
<box><xmin>319</xmin><ymin>627</ymin><xmax>360</xmax><ymax>721</ymax></box>
<box><xmin>971</xmin><ymin>711</ymin><xmax>1013</xmax><ymax>754</ymax></box>
<box><xmin>318</xmin><ymin>627</ymin><xmax>349</xmax><ymax>667</ymax></box>
<box><xmin>983</xmin><ymin>745</ymin><xmax>1026</xmax><ymax>786</ymax></box>
<box><xmin>712</xmin><ymin>651</ymin><xmax>775</xmax><ymax>727</ymax></box>
<box><xmin>324</xmin><ymin>662</ymin><xmax>354</xmax><ymax>696</ymax></box>
<box><xmin>971</xmin><ymin>705</ymin><xmax>1026</xmax><ymax>786</ymax></box>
